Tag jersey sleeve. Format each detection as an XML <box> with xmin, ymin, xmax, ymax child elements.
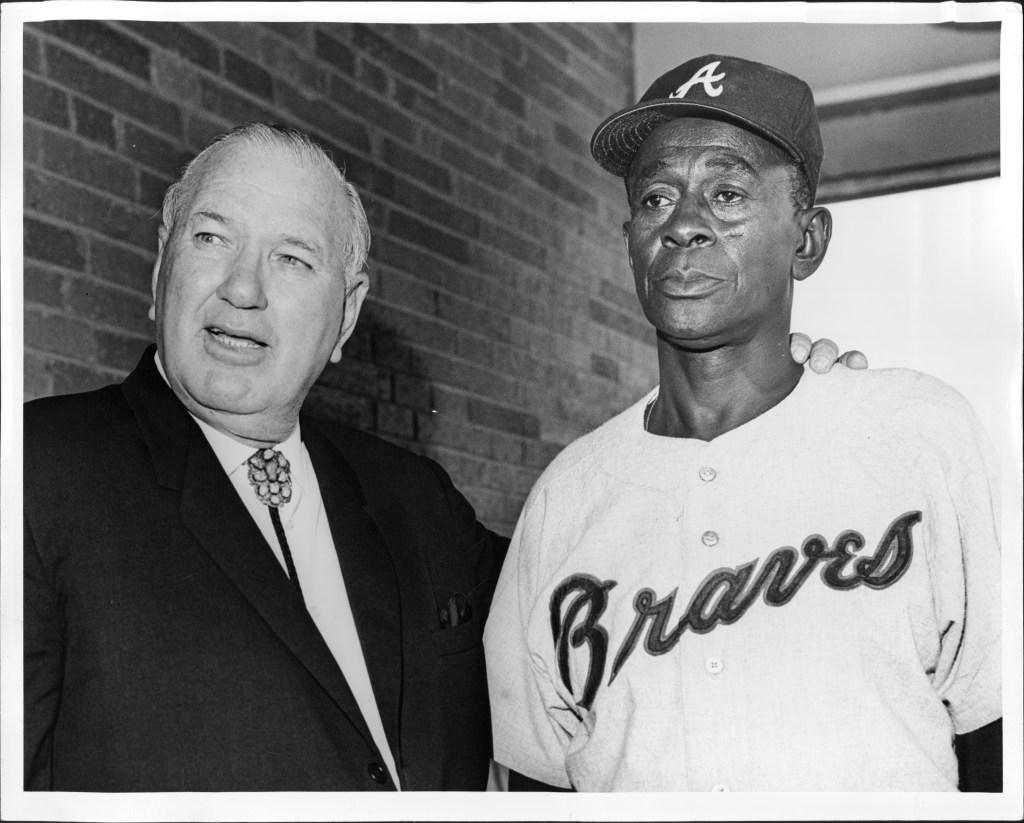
<box><xmin>920</xmin><ymin>384</ymin><xmax>1003</xmax><ymax>734</ymax></box>
<box><xmin>483</xmin><ymin>488</ymin><xmax>577</xmax><ymax>789</ymax></box>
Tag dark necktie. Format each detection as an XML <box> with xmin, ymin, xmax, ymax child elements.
<box><xmin>246</xmin><ymin>447</ymin><xmax>303</xmax><ymax>602</ymax></box>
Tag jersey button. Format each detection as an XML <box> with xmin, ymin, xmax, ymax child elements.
<box><xmin>699</xmin><ymin>466</ymin><xmax>717</xmax><ymax>482</ymax></box>
<box><xmin>368</xmin><ymin>762</ymin><xmax>388</xmax><ymax>784</ymax></box>
<box><xmin>701</xmin><ymin>530</ymin><xmax>719</xmax><ymax>547</ymax></box>
<box><xmin>705</xmin><ymin>656</ymin><xmax>724</xmax><ymax>674</ymax></box>
<box><xmin>711</xmin><ymin>783</ymin><xmax>729</xmax><ymax>792</ymax></box>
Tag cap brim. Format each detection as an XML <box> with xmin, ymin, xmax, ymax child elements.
<box><xmin>591</xmin><ymin>99</ymin><xmax>806</xmax><ymax>178</ymax></box>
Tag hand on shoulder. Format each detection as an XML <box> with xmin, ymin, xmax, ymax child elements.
<box><xmin>790</xmin><ymin>332</ymin><xmax>868</xmax><ymax>373</ymax></box>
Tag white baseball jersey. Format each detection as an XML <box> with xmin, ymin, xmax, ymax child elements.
<box><xmin>484</xmin><ymin>365</ymin><xmax>1001</xmax><ymax>792</ymax></box>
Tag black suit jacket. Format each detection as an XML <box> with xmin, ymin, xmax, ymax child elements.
<box><xmin>24</xmin><ymin>347</ymin><xmax>508</xmax><ymax>791</ymax></box>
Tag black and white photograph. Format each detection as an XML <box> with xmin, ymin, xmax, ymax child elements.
<box><xmin>1</xmin><ymin>2</ymin><xmax>1020</xmax><ymax>821</ymax></box>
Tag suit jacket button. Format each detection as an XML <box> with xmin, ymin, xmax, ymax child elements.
<box><xmin>368</xmin><ymin>762</ymin><xmax>388</xmax><ymax>785</ymax></box>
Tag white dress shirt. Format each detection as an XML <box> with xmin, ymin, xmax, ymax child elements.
<box><xmin>155</xmin><ymin>355</ymin><xmax>401</xmax><ymax>788</ymax></box>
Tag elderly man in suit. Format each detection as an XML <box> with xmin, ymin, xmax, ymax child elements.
<box><xmin>24</xmin><ymin>122</ymin><xmax>853</xmax><ymax>792</ymax></box>
<box><xmin>24</xmin><ymin>123</ymin><xmax>504</xmax><ymax>791</ymax></box>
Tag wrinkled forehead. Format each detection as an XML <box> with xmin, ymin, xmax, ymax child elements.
<box><xmin>192</xmin><ymin>144</ymin><xmax>341</xmax><ymax>213</ymax></box>
<box><xmin>627</xmin><ymin>117</ymin><xmax>790</xmax><ymax>182</ymax></box>
<box><xmin>179</xmin><ymin>144</ymin><xmax>351</xmax><ymax>262</ymax></box>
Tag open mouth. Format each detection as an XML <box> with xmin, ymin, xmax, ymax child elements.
<box><xmin>206</xmin><ymin>327</ymin><xmax>266</xmax><ymax>349</ymax></box>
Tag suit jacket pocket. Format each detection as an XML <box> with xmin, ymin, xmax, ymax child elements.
<box><xmin>429</xmin><ymin>616</ymin><xmax>484</xmax><ymax>658</ymax></box>
<box><xmin>425</xmin><ymin>613</ymin><xmax>491</xmax><ymax>788</ymax></box>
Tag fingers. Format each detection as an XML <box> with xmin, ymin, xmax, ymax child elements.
<box><xmin>791</xmin><ymin>334</ymin><xmax>868</xmax><ymax>372</ymax></box>
<box><xmin>839</xmin><ymin>350</ymin><xmax>869</xmax><ymax>370</ymax></box>
<box><xmin>789</xmin><ymin>332</ymin><xmax>812</xmax><ymax>364</ymax></box>
<box><xmin>807</xmin><ymin>337</ymin><xmax>839</xmax><ymax>373</ymax></box>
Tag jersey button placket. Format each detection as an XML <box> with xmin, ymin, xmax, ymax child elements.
<box><xmin>696</xmin><ymin>461</ymin><xmax>719</xmax><ymax>548</ymax></box>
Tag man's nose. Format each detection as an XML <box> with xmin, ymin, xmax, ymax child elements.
<box><xmin>662</xmin><ymin>197</ymin><xmax>717</xmax><ymax>249</ymax></box>
<box><xmin>217</xmin><ymin>246</ymin><xmax>268</xmax><ymax>309</ymax></box>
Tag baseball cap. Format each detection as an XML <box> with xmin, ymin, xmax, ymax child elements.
<box><xmin>591</xmin><ymin>54</ymin><xmax>823</xmax><ymax>199</ymax></box>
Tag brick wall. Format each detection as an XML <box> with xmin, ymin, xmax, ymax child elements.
<box><xmin>22</xmin><ymin>21</ymin><xmax>657</xmax><ymax>534</ymax></box>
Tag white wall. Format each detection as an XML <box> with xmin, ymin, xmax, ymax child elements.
<box><xmin>791</xmin><ymin>176</ymin><xmax>1021</xmax><ymax>523</ymax></box>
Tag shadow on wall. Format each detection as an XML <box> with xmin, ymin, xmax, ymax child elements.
<box><xmin>303</xmin><ymin>303</ymin><xmax>438</xmax><ymax>451</ymax></box>
<box><xmin>304</xmin><ymin>300</ymin><xmax>559</xmax><ymax>537</ymax></box>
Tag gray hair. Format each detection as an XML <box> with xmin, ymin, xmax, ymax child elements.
<box><xmin>159</xmin><ymin>123</ymin><xmax>370</xmax><ymax>280</ymax></box>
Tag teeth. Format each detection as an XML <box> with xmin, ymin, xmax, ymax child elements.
<box><xmin>210</xmin><ymin>329</ymin><xmax>260</xmax><ymax>348</ymax></box>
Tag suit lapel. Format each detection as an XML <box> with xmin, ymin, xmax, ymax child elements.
<box><xmin>302</xmin><ymin>422</ymin><xmax>404</xmax><ymax>765</ymax></box>
<box><xmin>122</xmin><ymin>348</ymin><xmax>378</xmax><ymax>753</ymax></box>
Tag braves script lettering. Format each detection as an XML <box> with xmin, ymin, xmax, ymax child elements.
<box><xmin>669</xmin><ymin>60</ymin><xmax>726</xmax><ymax>99</ymax></box>
<box><xmin>549</xmin><ymin>574</ymin><xmax>616</xmax><ymax>710</ymax></box>
<box><xmin>550</xmin><ymin>511</ymin><xmax>920</xmax><ymax>703</ymax></box>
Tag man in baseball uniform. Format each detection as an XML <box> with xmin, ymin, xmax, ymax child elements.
<box><xmin>483</xmin><ymin>55</ymin><xmax>1002</xmax><ymax>792</ymax></box>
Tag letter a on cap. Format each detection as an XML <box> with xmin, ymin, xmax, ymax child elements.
<box><xmin>670</xmin><ymin>61</ymin><xmax>726</xmax><ymax>99</ymax></box>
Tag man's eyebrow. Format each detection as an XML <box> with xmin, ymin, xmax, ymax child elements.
<box><xmin>628</xmin><ymin>152</ymin><xmax>761</xmax><ymax>197</ymax></box>
<box><xmin>628</xmin><ymin>160</ymin><xmax>673</xmax><ymax>198</ymax></box>
<box><xmin>704</xmin><ymin>154</ymin><xmax>761</xmax><ymax>178</ymax></box>
<box><xmin>279</xmin><ymin>235</ymin><xmax>323</xmax><ymax>258</ymax></box>
<box><xmin>190</xmin><ymin>210</ymin><xmax>232</xmax><ymax>226</ymax></box>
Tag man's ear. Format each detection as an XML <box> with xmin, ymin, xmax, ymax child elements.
<box><xmin>791</xmin><ymin>206</ymin><xmax>832</xmax><ymax>282</ymax></box>
<box><xmin>149</xmin><ymin>226</ymin><xmax>168</xmax><ymax>322</ymax></box>
<box><xmin>329</xmin><ymin>268</ymin><xmax>370</xmax><ymax>364</ymax></box>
